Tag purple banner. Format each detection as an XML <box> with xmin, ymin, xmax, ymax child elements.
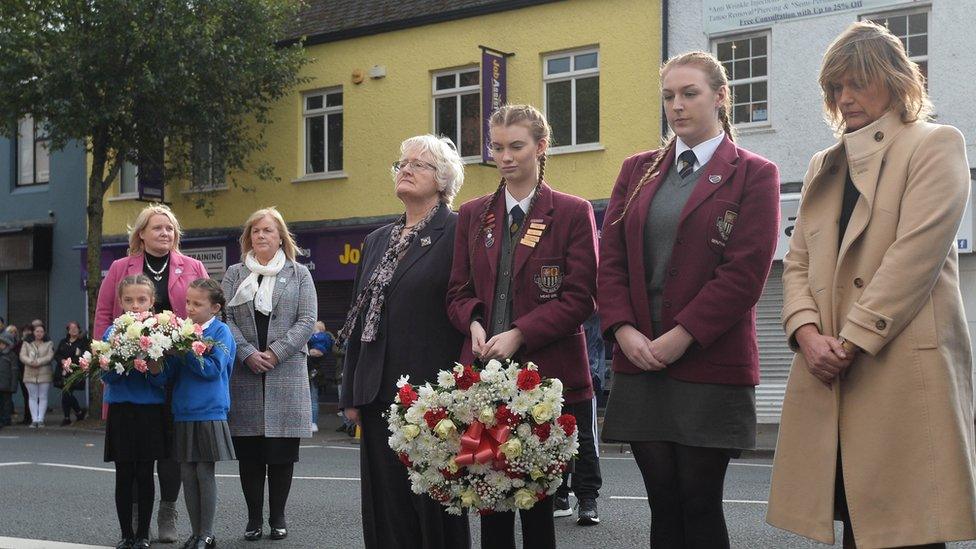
<box><xmin>481</xmin><ymin>47</ymin><xmax>508</xmax><ymax>163</ymax></box>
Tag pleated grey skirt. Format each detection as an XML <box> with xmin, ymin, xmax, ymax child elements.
<box><xmin>174</xmin><ymin>420</ymin><xmax>237</xmax><ymax>463</ymax></box>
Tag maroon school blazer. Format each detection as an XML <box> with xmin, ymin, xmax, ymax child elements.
<box><xmin>598</xmin><ymin>136</ymin><xmax>780</xmax><ymax>385</ymax></box>
<box><xmin>447</xmin><ymin>183</ymin><xmax>597</xmax><ymax>404</ymax></box>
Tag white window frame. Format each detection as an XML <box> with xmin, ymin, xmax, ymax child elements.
<box><xmin>543</xmin><ymin>47</ymin><xmax>601</xmax><ymax>153</ymax></box>
<box><xmin>16</xmin><ymin>115</ymin><xmax>50</xmax><ymax>186</ymax></box>
<box><xmin>712</xmin><ymin>31</ymin><xmax>771</xmax><ymax>130</ymax></box>
<box><xmin>431</xmin><ymin>67</ymin><xmax>481</xmax><ymax>162</ymax></box>
<box><xmin>862</xmin><ymin>7</ymin><xmax>929</xmax><ymax>80</ymax></box>
<box><xmin>302</xmin><ymin>87</ymin><xmax>344</xmax><ymax>178</ymax></box>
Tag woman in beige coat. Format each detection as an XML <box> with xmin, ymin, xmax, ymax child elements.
<box><xmin>767</xmin><ymin>22</ymin><xmax>976</xmax><ymax>549</ymax></box>
<box><xmin>20</xmin><ymin>324</ymin><xmax>54</xmax><ymax>428</ymax></box>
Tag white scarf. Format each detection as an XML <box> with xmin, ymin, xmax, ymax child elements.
<box><xmin>227</xmin><ymin>249</ymin><xmax>286</xmax><ymax>315</ymax></box>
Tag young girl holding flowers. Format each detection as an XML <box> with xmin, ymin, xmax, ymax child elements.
<box><xmin>102</xmin><ymin>274</ymin><xmax>168</xmax><ymax>549</ymax></box>
<box><xmin>159</xmin><ymin>279</ymin><xmax>237</xmax><ymax>549</ymax></box>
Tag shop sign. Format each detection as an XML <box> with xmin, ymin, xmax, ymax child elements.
<box><xmin>703</xmin><ymin>0</ymin><xmax>915</xmax><ymax>35</ymax></box>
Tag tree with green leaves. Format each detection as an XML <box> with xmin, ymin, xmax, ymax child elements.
<box><xmin>0</xmin><ymin>0</ymin><xmax>309</xmax><ymax>411</ymax></box>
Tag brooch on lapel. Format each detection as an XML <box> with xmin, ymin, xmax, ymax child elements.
<box><xmin>174</xmin><ymin>268</ymin><xmax>183</xmax><ymax>275</ymax></box>
<box><xmin>483</xmin><ymin>213</ymin><xmax>496</xmax><ymax>248</ymax></box>
<box><xmin>420</xmin><ymin>236</ymin><xmax>432</xmax><ymax>247</ymax></box>
<box><xmin>278</xmin><ymin>277</ymin><xmax>287</xmax><ymax>284</ymax></box>
<box><xmin>708</xmin><ymin>175</ymin><xmax>722</xmax><ymax>184</ymax></box>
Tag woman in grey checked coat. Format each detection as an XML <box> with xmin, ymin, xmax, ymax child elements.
<box><xmin>222</xmin><ymin>207</ymin><xmax>316</xmax><ymax>542</ymax></box>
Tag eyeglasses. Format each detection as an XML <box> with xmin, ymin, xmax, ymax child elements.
<box><xmin>393</xmin><ymin>159</ymin><xmax>436</xmax><ymax>172</ymax></box>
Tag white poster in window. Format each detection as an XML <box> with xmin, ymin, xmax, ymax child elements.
<box><xmin>703</xmin><ymin>0</ymin><xmax>916</xmax><ymax>35</ymax></box>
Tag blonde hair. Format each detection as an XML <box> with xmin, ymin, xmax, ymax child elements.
<box><xmin>820</xmin><ymin>21</ymin><xmax>932</xmax><ymax>131</ymax></box>
<box><xmin>239</xmin><ymin>207</ymin><xmax>300</xmax><ymax>261</ymax></box>
<box><xmin>395</xmin><ymin>135</ymin><xmax>465</xmax><ymax>207</ymax></box>
<box><xmin>127</xmin><ymin>204</ymin><xmax>183</xmax><ymax>255</ymax></box>
<box><xmin>473</xmin><ymin>104</ymin><xmax>551</xmax><ymax>251</ymax></box>
<box><xmin>117</xmin><ymin>274</ymin><xmax>156</xmax><ymax>301</ymax></box>
<box><xmin>614</xmin><ymin>51</ymin><xmax>735</xmax><ymax>225</ymax></box>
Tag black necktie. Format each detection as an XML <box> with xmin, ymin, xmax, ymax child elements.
<box><xmin>510</xmin><ymin>205</ymin><xmax>525</xmax><ymax>236</ymax></box>
<box><xmin>677</xmin><ymin>150</ymin><xmax>697</xmax><ymax>178</ymax></box>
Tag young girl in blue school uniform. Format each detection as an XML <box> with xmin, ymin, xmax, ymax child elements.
<box><xmin>103</xmin><ymin>274</ymin><xmax>168</xmax><ymax>549</ymax></box>
<box><xmin>160</xmin><ymin>278</ymin><xmax>237</xmax><ymax>549</ymax></box>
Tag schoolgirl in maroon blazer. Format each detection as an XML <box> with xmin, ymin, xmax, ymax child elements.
<box><xmin>447</xmin><ymin>104</ymin><xmax>597</xmax><ymax>549</ymax></box>
<box><xmin>597</xmin><ymin>52</ymin><xmax>780</xmax><ymax>548</ymax></box>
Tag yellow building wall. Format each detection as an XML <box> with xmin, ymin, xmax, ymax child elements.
<box><xmin>101</xmin><ymin>0</ymin><xmax>662</xmax><ymax>236</ymax></box>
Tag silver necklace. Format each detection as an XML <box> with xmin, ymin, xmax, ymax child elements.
<box><xmin>144</xmin><ymin>255</ymin><xmax>169</xmax><ymax>282</ymax></box>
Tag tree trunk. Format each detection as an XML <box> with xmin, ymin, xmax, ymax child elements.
<box><xmin>84</xmin><ymin>130</ymin><xmax>118</xmax><ymax>415</ymax></box>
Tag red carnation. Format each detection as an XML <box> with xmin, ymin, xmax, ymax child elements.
<box><xmin>440</xmin><ymin>468</ymin><xmax>462</xmax><ymax>480</ymax></box>
<box><xmin>532</xmin><ymin>422</ymin><xmax>551</xmax><ymax>442</ymax></box>
<box><xmin>537</xmin><ymin>491</ymin><xmax>547</xmax><ymax>502</ymax></box>
<box><xmin>398</xmin><ymin>453</ymin><xmax>413</xmax><ymax>468</ymax></box>
<box><xmin>397</xmin><ymin>384</ymin><xmax>418</xmax><ymax>407</ymax></box>
<box><xmin>454</xmin><ymin>365</ymin><xmax>481</xmax><ymax>390</ymax></box>
<box><xmin>424</xmin><ymin>408</ymin><xmax>448</xmax><ymax>429</ymax></box>
<box><xmin>557</xmin><ymin>413</ymin><xmax>577</xmax><ymax>436</ymax></box>
<box><xmin>516</xmin><ymin>369</ymin><xmax>542</xmax><ymax>391</ymax></box>
<box><xmin>478</xmin><ymin>508</ymin><xmax>495</xmax><ymax>516</ymax></box>
<box><xmin>495</xmin><ymin>405</ymin><xmax>522</xmax><ymax>428</ymax></box>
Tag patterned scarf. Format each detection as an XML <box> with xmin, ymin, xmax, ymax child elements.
<box><xmin>338</xmin><ymin>203</ymin><xmax>440</xmax><ymax>344</ymax></box>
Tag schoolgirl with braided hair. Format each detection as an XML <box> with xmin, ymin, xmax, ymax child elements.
<box><xmin>597</xmin><ymin>51</ymin><xmax>780</xmax><ymax>548</ymax></box>
<box><xmin>446</xmin><ymin>104</ymin><xmax>598</xmax><ymax>549</ymax></box>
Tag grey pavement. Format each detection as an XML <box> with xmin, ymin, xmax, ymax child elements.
<box><xmin>0</xmin><ymin>408</ymin><xmax>973</xmax><ymax>549</ymax></box>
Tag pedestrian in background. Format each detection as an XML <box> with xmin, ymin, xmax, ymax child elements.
<box><xmin>20</xmin><ymin>323</ymin><xmax>54</xmax><ymax>428</ymax></box>
<box><xmin>598</xmin><ymin>50</ymin><xmax>780</xmax><ymax>548</ymax></box>
<box><xmin>767</xmin><ymin>21</ymin><xmax>976</xmax><ymax>548</ymax></box>
<box><xmin>0</xmin><ymin>332</ymin><xmax>19</xmax><ymax>428</ymax></box>
<box><xmin>54</xmin><ymin>321</ymin><xmax>90</xmax><ymax>426</ymax></box>
<box><xmin>306</xmin><ymin>321</ymin><xmax>334</xmax><ymax>433</ymax></box>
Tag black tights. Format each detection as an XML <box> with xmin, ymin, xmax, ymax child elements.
<box><xmin>239</xmin><ymin>461</ymin><xmax>294</xmax><ymax>529</ymax></box>
<box><xmin>115</xmin><ymin>461</ymin><xmax>155</xmax><ymax>539</ymax></box>
<box><xmin>631</xmin><ymin>441</ymin><xmax>731</xmax><ymax>549</ymax></box>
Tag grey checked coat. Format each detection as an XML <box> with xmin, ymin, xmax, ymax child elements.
<box><xmin>223</xmin><ymin>259</ymin><xmax>317</xmax><ymax>438</ymax></box>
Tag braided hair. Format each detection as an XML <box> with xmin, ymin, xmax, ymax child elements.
<box><xmin>188</xmin><ymin>278</ymin><xmax>227</xmax><ymax>322</ymax></box>
<box><xmin>472</xmin><ymin>104</ymin><xmax>551</xmax><ymax>253</ymax></box>
<box><xmin>613</xmin><ymin>51</ymin><xmax>737</xmax><ymax>225</ymax></box>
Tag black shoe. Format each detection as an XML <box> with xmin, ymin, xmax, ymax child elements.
<box><xmin>115</xmin><ymin>539</ymin><xmax>134</xmax><ymax>549</ymax></box>
<box><xmin>181</xmin><ymin>535</ymin><xmax>198</xmax><ymax>549</ymax></box>
<box><xmin>77</xmin><ymin>409</ymin><xmax>87</xmax><ymax>421</ymax></box>
<box><xmin>194</xmin><ymin>535</ymin><xmax>216</xmax><ymax>549</ymax></box>
<box><xmin>243</xmin><ymin>527</ymin><xmax>262</xmax><ymax>541</ymax></box>
<box><xmin>268</xmin><ymin>527</ymin><xmax>287</xmax><ymax>540</ymax></box>
<box><xmin>577</xmin><ymin>498</ymin><xmax>600</xmax><ymax>525</ymax></box>
<box><xmin>553</xmin><ymin>493</ymin><xmax>572</xmax><ymax>517</ymax></box>
<box><xmin>61</xmin><ymin>418</ymin><xmax>71</xmax><ymax>426</ymax></box>
<box><xmin>334</xmin><ymin>423</ymin><xmax>347</xmax><ymax>432</ymax></box>
<box><xmin>132</xmin><ymin>539</ymin><xmax>151</xmax><ymax>549</ymax></box>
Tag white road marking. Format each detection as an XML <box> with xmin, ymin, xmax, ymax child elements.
<box><xmin>323</xmin><ymin>445</ymin><xmax>360</xmax><ymax>451</ymax></box>
<box><xmin>0</xmin><ymin>536</ymin><xmax>112</xmax><ymax>548</ymax></box>
<box><xmin>0</xmin><ymin>462</ymin><xmax>32</xmax><ymax>467</ymax></box>
<box><xmin>599</xmin><ymin>455</ymin><xmax>773</xmax><ymax>468</ymax></box>
<box><xmin>38</xmin><ymin>462</ymin><xmax>114</xmax><ymax>473</ymax></box>
<box><xmin>0</xmin><ymin>435</ymin><xmax>20</xmax><ymax>439</ymax></box>
<box><xmin>610</xmin><ymin>496</ymin><xmax>767</xmax><ymax>505</ymax></box>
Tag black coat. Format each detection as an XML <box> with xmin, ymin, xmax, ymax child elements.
<box><xmin>340</xmin><ymin>204</ymin><xmax>464</xmax><ymax>408</ymax></box>
<box><xmin>0</xmin><ymin>349</ymin><xmax>18</xmax><ymax>393</ymax></box>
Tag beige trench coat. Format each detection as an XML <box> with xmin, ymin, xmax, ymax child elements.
<box><xmin>766</xmin><ymin>111</ymin><xmax>976</xmax><ymax>548</ymax></box>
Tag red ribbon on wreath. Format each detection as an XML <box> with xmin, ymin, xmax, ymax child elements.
<box><xmin>455</xmin><ymin>420</ymin><xmax>511</xmax><ymax>466</ymax></box>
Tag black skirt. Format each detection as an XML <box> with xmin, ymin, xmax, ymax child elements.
<box><xmin>104</xmin><ymin>402</ymin><xmax>170</xmax><ymax>463</ymax></box>
<box><xmin>232</xmin><ymin>436</ymin><xmax>300</xmax><ymax>464</ymax></box>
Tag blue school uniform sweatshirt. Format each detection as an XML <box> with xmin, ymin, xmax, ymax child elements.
<box><xmin>160</xmin><ymin>318</ymin><xmax>237</xmax><ymax>422</ymax></box>
<box><xmin>100</xmin><ymin>326</ymin><xmax>167</xmax><ymax>405</ymax></box>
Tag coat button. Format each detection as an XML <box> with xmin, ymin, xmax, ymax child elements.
<box><xmin>663</xmin><ymin>300</ymin><xmax>672</xmax><ymax>309</ymax></box>
<box><xmin>876</xmin><ymin>319</ymin><xmax>887</xmax><ymax>330</ymax></box>
<box><xmin>668</xmin><ymin>268</ymin><xmax>678</xmax><ymax>277</ymax></box>
<box><xmin>829</xmin><ymin>165</ymin><xmax>839</xmax><ymax>175</ymax></box>
<box><xmin>874</xmin><ymin>131</ymin><xmax>884</xmax><ymax>142</ymax></box>
<box><xmin>676</xmin><ymin>237</ymin><xmax>685</xmax><ymax>245</ymax></box>
<box><xmin>853</xmin><ymin>277</ymin><xmax>864</xmax><ymax>288</ymax></box>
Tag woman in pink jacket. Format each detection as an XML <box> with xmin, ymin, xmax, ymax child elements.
<box><xmin>94</xmin><ymin>203</ymin><xmax>208</xmax><ymax>543</ymax></box>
